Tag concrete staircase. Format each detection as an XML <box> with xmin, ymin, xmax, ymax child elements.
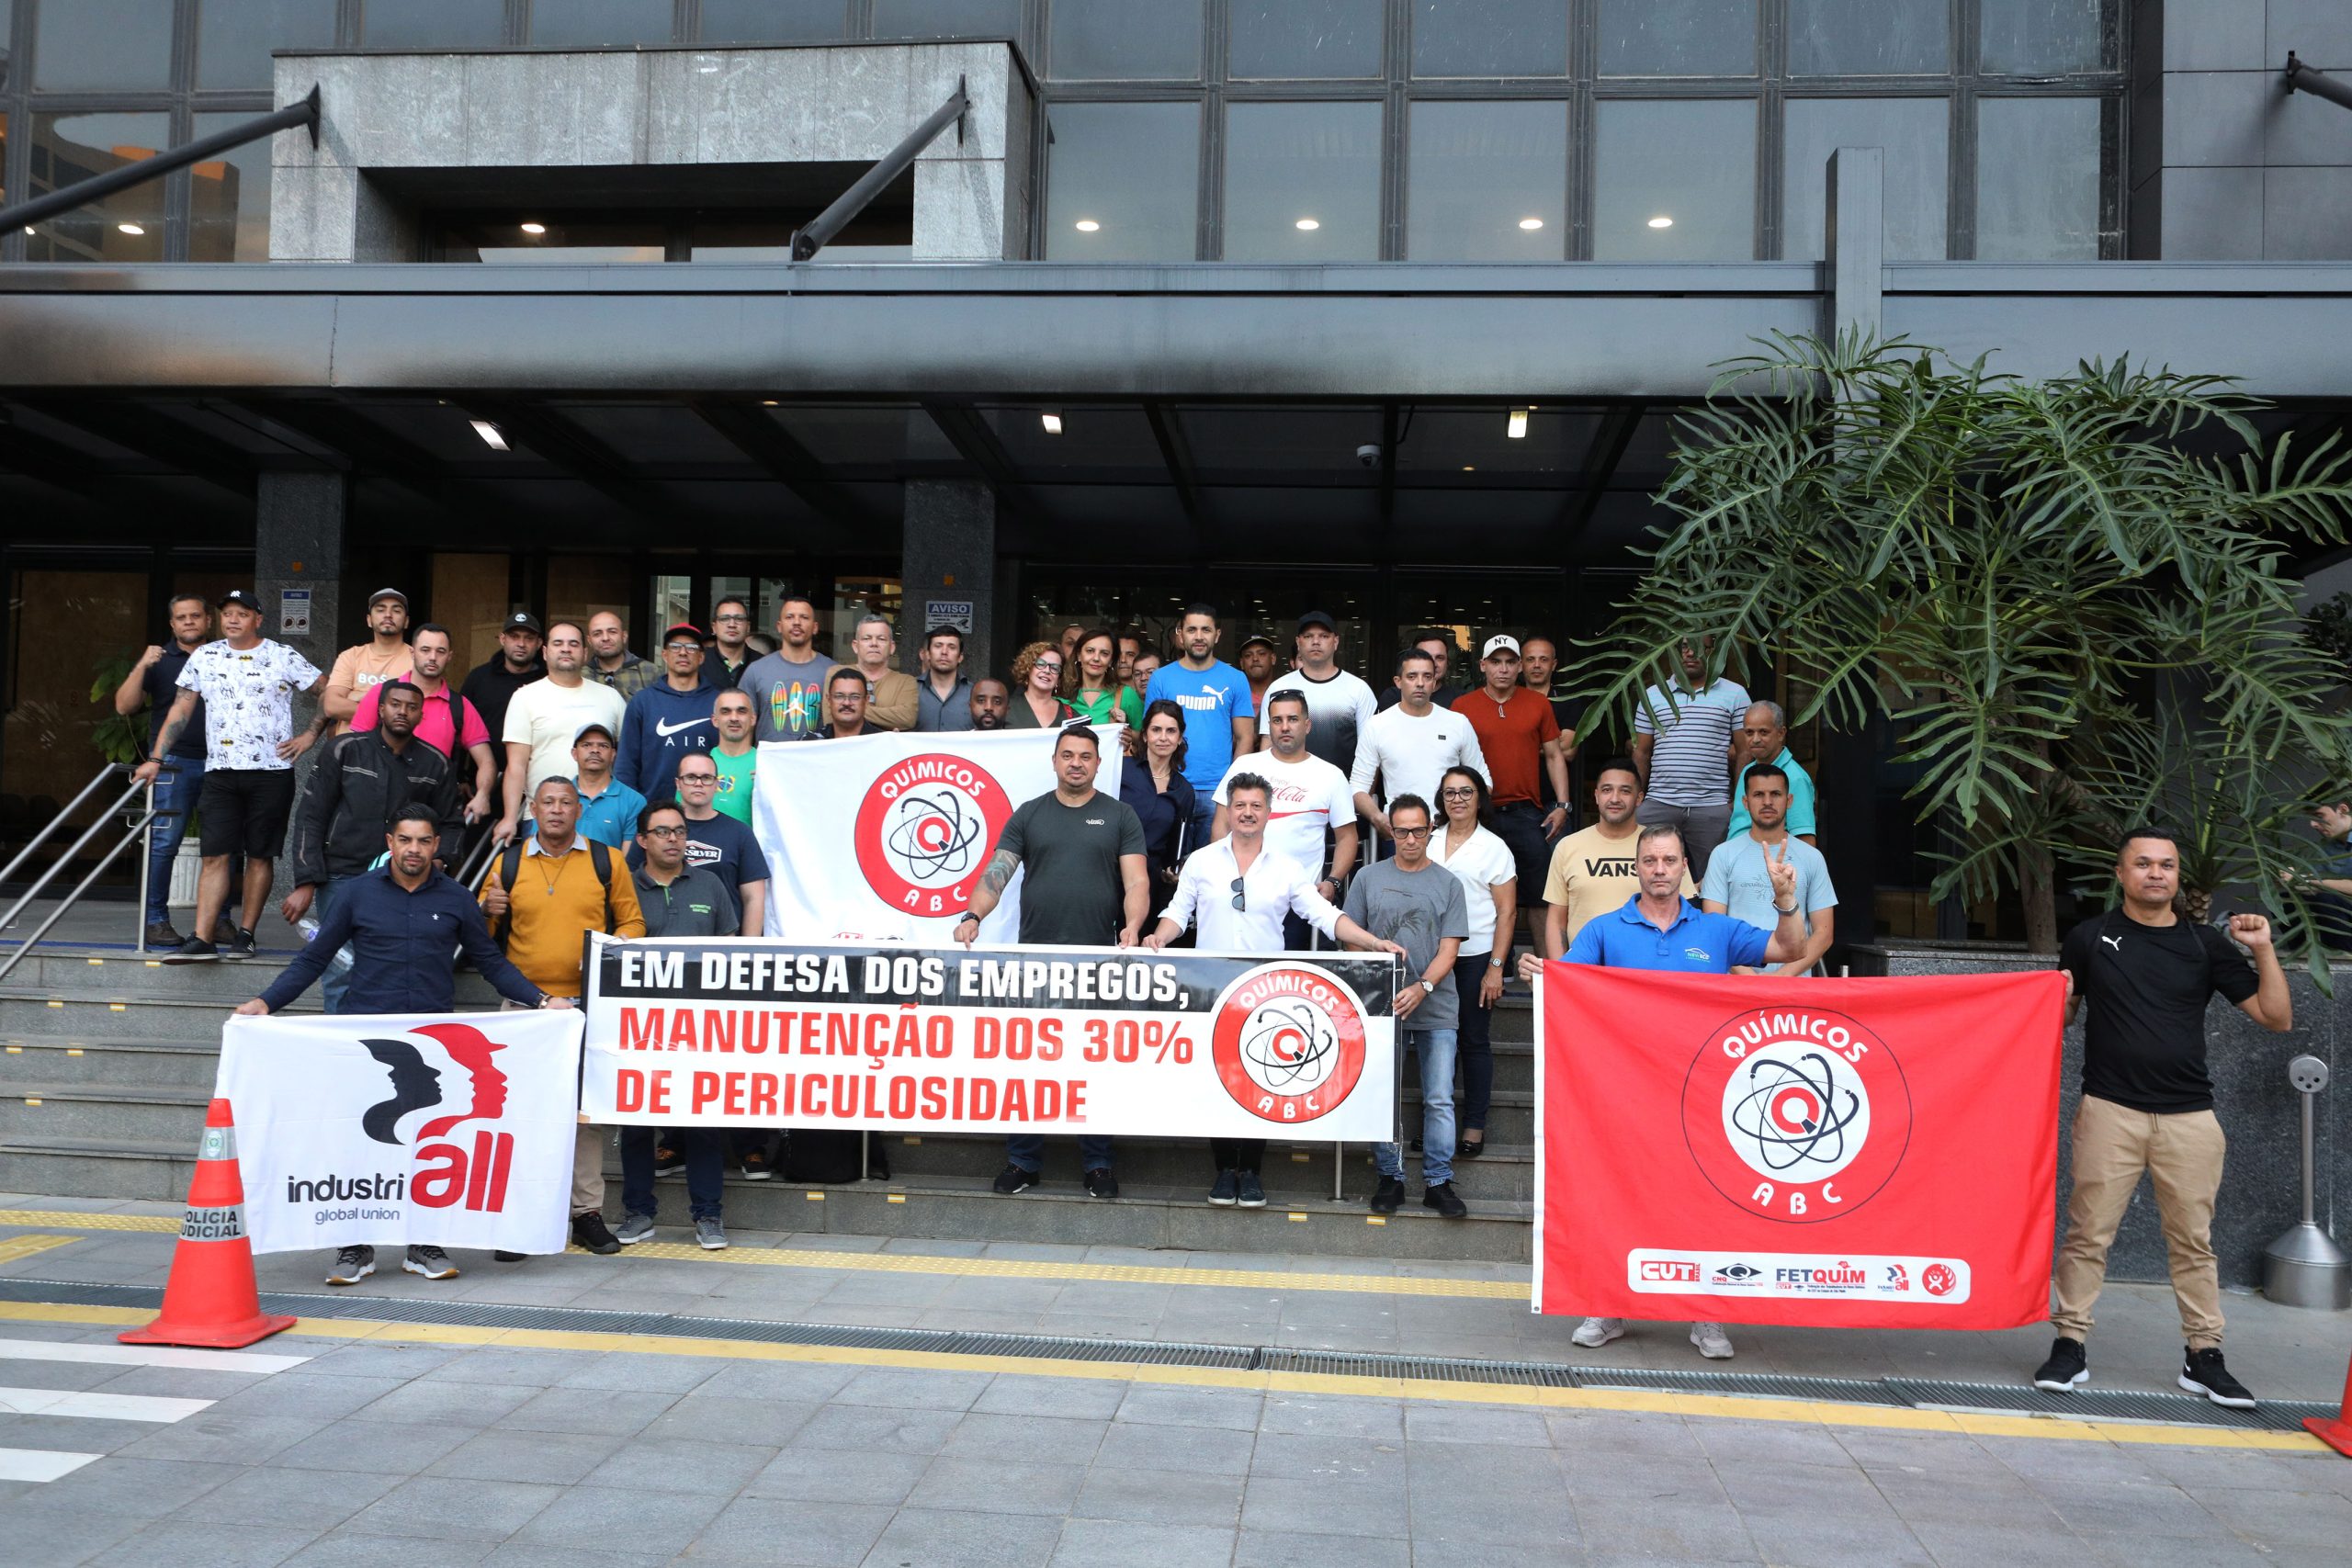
<box><xmin>0</xmin><ymin>942</ymin><xmax>1538</xmax><ymax>1261</ymax></box>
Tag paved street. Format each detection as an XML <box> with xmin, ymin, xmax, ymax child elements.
<box><xmin>0</xmin><ymin>1198</ymin><xmax>2346</xmax><ymax>1566</ymax></box>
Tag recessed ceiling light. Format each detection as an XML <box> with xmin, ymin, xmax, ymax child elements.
<box><xmin>1507</xmin><ymin>409</ymin><xmax>1529</xmax><ymax>439</ymax></box>
<box><xmin>117</xmin><ymin>223</ymin><xmax>145</xmax><ymax>236</ymax></box>
<box><xmin>1518</xmin><ymin>217</ymin><xmax>1544</xmax><ymax>231</ymax></box>
<box><xmin>1647</xmin><ymin>215</ymin><xmax>1675</xmax><ymax>229</ymax></box>
<box><xmin>1074</xmin><ymin>219</ymin><xmax>1101</xmax><ymax>232</ymax></box>
<box><xmin>1295</xmin><ymin>218</ymin><xmax>1320</xmax><ymax>231</ymax></box>
<box><xmin>761</xmin><ymin>399</ymin><xmax>779</xmax><ymax>406</ymax></box>
<box><xmin>469</xmin><ymin>419</ymin><xmax>510</xmax><ymax>451</ymax></box>
<box><xmin>1041</xmin><ymin>412</ymin><xmax>1064</xmax><ymax>435</ymax></box>
<box><xmin>519</xmin><ymin>221</ymin><xmax>547</xmax><ymax>235</ymax></box>
<box><xmin>1462</xmin><ymin>465</ymin><xmax>1476</xmax><ymax>472</ymax></box>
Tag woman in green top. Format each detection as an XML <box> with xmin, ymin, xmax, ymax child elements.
<box><xmin>1066</xmin><ymin>627</ymin><xmax>1143</xmax><ymax>732</ymax></box>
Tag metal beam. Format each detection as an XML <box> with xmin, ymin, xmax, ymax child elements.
<box><xmin>687</xmin><ymin>400</ymin><xmax>875</xmax><ymax>534</ymax></box>
<box><xmin>18</xmin><ymin>399</ymin><xmax>255</xmax><ymax>497</ymax></box>
<box><xmin>233</xmin><ymin>398</ymin><xmax>464</xmax><ymax>510</ymax></box>
<box><xmin>1143</xmin><ymin>400</ymin><xmax>1208</xmax><ymax>554</ymax></box>
<box><xmin>0</xmin><ymin>418</ymin><xmax>100</xmax><ymax>495</ymax></box>
<box><xmin>2287</xmin><ymin>52</ymin><xmax>2352</xmax><ymax>113</ymax></box>
<box><xmin>919</xmin><ymin>400</ymin><xmax>1041</xmax><ymax>523</ymax></box>
<box><xmin>465</xmin><ymin>400</ymin><xmax>670</xmax><ymax>516</ymax></box>
<box><xmin>0</xmin><ymin>88</ymin><xmax>320</xmax><ymax>237</ymax></box>
<box><xmin>1557</xmin><ymin>401</ymin><xmax>1649</xmax><ymax>558</ymax></box>
<box><xmin>790</xmin><ymin>77</ymin><xmax>967</xmax><ymax>261</ymax></box>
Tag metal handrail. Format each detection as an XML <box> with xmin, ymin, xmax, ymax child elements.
<box><xmin>0</xmin><ymin>769</ymin><xmax>159</xmax><ymax>982</ymax></box>
<box><xmin>0</xmin><ymin>763</ymin><xmax>130</xmax><ymax>890</ymax></box>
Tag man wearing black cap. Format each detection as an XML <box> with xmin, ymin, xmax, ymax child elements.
<box><xmin>460</xmin><ymin>611</ymin><xmax>548</xmax><ymax>820</ymax></box>
<box><xmin>1237</xmin><ymin>633</ymin><xmax>1281</xmax><ymax>724</ymax></box>
<box><xmin>617</xmin><ymin>623</ymin><xmax>717</xmax><ymax>800</ymax></box>
<box><xmin>136</xmin><ymin>590</ymin><xmax>328</xmax><ymax>964</ymax></box>
<box><xmin>322</xmin><ymin>588</ymin><xmax>413</xmax><ymax>735</ymax></box>
<box><xmin>1260</xmin><ymin>610</ymin><xmax>1377</xmax><ymax>781</ymax></box>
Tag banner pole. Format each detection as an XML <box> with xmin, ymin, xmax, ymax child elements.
<box><xmin>860</xmin><ymin>1129</ymin><xmax>870</xmax><ymax>1181</ymax></box>
<box><xmin>1333</xmin><ymin>1143</ymin><xmax>1343</xmax><ymax>1202</ymax></box>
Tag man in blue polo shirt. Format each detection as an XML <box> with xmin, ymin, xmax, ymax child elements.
<box><xmin>1519</xmin><ymin>821</ymin><xmax>1807</xmax><ymax>1361</ymax></box>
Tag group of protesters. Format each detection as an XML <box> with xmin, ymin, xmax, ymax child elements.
<box><xmin>118</xmin><ymin>587</ymin><xmax>2286</xmax><ymax>1406</ymax></box>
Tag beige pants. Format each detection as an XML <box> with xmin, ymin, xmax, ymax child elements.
<box><xmin>2051</xmin><ymin>1093</ymin><xmax>2227</xmax><ymax>1349</ymax></box>
<box><xmin>502</xmin><ymin>998</ymin><xmax>604</xmax><ymax>1218</ymax></box>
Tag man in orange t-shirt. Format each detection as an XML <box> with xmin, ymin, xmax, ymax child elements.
<box><xmin>1452</xmin><ymin>636</ymin><xmax>1573</xmax><ymax>944</ymax></box>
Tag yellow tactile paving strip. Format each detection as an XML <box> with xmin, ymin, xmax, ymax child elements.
<box><xmin>0</xmin><ymin>1300</ymin><xmax>2322</xmax><ymax>1453</ymax></box>
<box><xmin>0</xmin><ymin>1235</ymin><xmax>76</xmax><ymax>1265</ymax></box>
<box><xmin>0</xmin><ymin>1208</ymin><xmax>1526</xmax><ymax>1298</ymax></box>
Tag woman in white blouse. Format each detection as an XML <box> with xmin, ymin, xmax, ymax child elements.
<box><xmin>1430</xmin><ymin>765</ymin><xmax>1517</xmax><ymax>1157</ymax></box>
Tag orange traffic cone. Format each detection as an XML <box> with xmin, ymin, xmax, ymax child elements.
<box><xmin>2309</xmin><ymin>1352</ymin><xmax>2352</xmax><ymax>1460</ymax></box>
<box><xmin>119</xmin><ymin>1099</ymin><xmax>296</xmax><ymax>1349</ymax></box>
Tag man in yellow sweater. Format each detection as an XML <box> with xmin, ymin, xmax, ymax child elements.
<box><xmin>483</xmin><ymin>775</ymin><xmax>646</xmax><ymax>1254</ymax></box>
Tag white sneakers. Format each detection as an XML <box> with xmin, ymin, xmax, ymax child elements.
<box><xmin>1568</xmin><ymin>1316</ymin><xmax>1736</xmax><ymax>1360</ymax></box>
<box><xmin>1571</xmin><ymin>1316</ymin><xmax>1625</xmax><ymax>1348</ymax></box>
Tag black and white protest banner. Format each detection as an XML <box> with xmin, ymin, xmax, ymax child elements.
<box><xmin>581</xmin><ymin>938</ymin><xmax>1399</xmax><ymax>1141</ymax></box>
<box><xmin>215</xmin><ymin>1010</ymin><xmax>584</xmax><ymax>1255</ymax></box>
<box><xmin>750</xmin><ymin>727</ymin><xmax>1122</xmax><ymax>942</ymax></box>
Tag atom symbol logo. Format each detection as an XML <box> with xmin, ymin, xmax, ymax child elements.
<box><xmin>883</xmin><ymin>788</ymin><xmax>986</xmax><ymax>885</ymax></box>
<box><xmin>1725</xmin><ymin>1050</ymin><xmax>1865</xmax><ymax>1177</ymax></box>
<box><xmin>1238</xmin><ymin>1000</ymin><xmax>1339</xmax><ymax>1096</ymax></box>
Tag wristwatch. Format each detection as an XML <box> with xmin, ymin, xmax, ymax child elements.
<box><xmin>1419</xmin><ymin>978</ymin><xmax>1436</xmax><ymax>995</ymax></box>
<box><xmin>1487</xmin><ymin>955</ymin><xmax>1507</xmax><ymax>967</ymax></box>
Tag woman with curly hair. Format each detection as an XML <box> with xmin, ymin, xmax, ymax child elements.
<box><xmin>1006</xmin><ymin>641</ymin><xmax>1078</xmax><ymax>729</ymax></box>
<box><xmin>1067</xmin><ymin>627</ymin><xmax>1143</xmax><ymax>732</ymax></box>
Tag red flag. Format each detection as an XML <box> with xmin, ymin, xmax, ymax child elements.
<box><xmin>1535</xmin><ymin>966</ymin><xmax>2065</xmax><ymax>1329</ymax></box>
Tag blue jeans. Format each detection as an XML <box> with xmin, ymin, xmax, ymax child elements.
<box><xmin>315</xmin><ymin>875</ymin><xmax>357</xmax><ymax>1014</ymax></box>
<box><xmin>144</xmin><ymin>759</ymin><xmax>203</xmax><ymax>926</ymax></box>
<box><xmin>619</xmin><ymin>1126</ymin><xmax>724</xmax><ymax>1222</ymax></box>
<box><xmin>1006</xmin><ymin>1134</ymin><xmax>1113</xmax><ymax>1174</ymax></box>
<box><xmin>1375</xmin><ymin>1026</ymin><xmax>1457</xmax><ymax>1187</ymax></box>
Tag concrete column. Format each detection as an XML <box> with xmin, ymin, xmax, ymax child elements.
<box><xmin>900</xmin><ymin>480</ymin><xmax>997</xmax><ymax>682</ymax></box>
<box><xmin>254</xmin><ymin>473</ymin><xmax>348</xmax><ymax>908</ymax></box>
<box><xmin>1825</xmin><ymin>146</ymin><xmax>1884</xmax><ymax>344</ymax></box>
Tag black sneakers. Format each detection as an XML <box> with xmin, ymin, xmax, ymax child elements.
<box><xmin>1208</xmin><ymin>1169</ymin><xmax>1239</xmax><ymax>1206</ymax></box>
<box><xmin>163</xmin><ymin>935</ymin><xmax>219</xmax><ymax>964</ymax></box>
<box><xmin>2180</xmin><ymin>1346</ymin><xmax>2256</xmax><ymax>1408</ymax></box>
<box><xmin>2032</xmin><ymin>1336</ymin><xmax>2088</xmax><ymax>1392</ymax></box>
<box><xmin>1083</xmin><ymin>1168</ymin><xmax>1119</xmax><ymax>1200</ymax></box>
<box><xmin>1369</xmin><ymin>1175</ymin><xmax>1405</xmax><ymax>1214</ymax></box>
<box><xmin>1422</xmin><ymin>1181</ymin><xmax>1468</xmax><ymax>1219</ymax></box>
<box><xmin>144</xmin><ymin>922</ymin><xmax>184</xmax><ymax>950</ymax></box>
<box><xmin>1235</xmin><ymin>1170</ymin><xmax>1265</xmax><ymax>1209</ymax></box>
<box><xmin>220</xmin><ymin>927</ymin><xmax>258</xmax><ymax>962</ymax></box>
<box><xmin>992</xmin><ymin>1163</ymin><xmax>1035</xmax><ymax>1195</ymax></box>
<box><xmin>571</xmin><ymin>1213</ymin><xmax>621</xmax><ymax>1255</ymax></box>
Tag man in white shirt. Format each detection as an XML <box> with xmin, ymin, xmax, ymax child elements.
<box><xmin>496</xmin><ymin>621</ymin><xmax>627</xmax><ymax>842</ymax></box>
<box><xmin>1351</xmin><ymin>648</ymin><xmax>1489</xmax><ymax>846</ymax></box>
<box><xmin>1146</xmin><ymin>773</ymin><xmax>1397</xmax><ymax>1208</ymax></box>
<box><xmin>1213</xmin><ymin>690</ymin><xmax>1358</xmax><ymax>947</ymax></box>
<box><xmin>1259</xmin><ymin>609</ymin><xmax>1378</xmax><ymax>779</ymax></box>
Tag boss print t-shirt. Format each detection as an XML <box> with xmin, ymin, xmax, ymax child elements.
<box><xmin>175</xmin><ymin>638</ymin><xmax>323</xmax><ymax>772</ymax></box>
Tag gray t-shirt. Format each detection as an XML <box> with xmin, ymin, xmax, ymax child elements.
<box><xmin>632</xmin><ymin>864</ymin><xmax>741</xmax><ymax>939</ymax></box>
<box><xmin>1343</xmin><ymin>858</ymin><xmax>1470</xmax><ymax>1032</ymax></box>
<box><xmin>1000</xmin><ymin>790</ymin><xmax>1147</xmax><ymax>947</ymax></box>
<box><xmin>741</xmin><ymin>649</ymin><xmax>837</xmax><ymax>742</ymax></box>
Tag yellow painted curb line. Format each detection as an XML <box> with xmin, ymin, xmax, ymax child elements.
<box><xmin>0</xmin><ymin>1299</ymin><xmax>2322</xmax><ymax>1454</ymax></box>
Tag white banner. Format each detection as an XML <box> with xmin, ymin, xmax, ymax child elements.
<box><xmin>752</xmin><ymin>727</ymin><xmax>1122</xmax><ymax>942</ymax></box>
<box><xmin>215</xmin><ymin>1010</ymin><xmax>584</xmax><ymax>1255</ymax></box>
<box><xmin>581</xmin><ymin>937</ymin><xmax>1399</xmax><ymax>1141</ymax></box>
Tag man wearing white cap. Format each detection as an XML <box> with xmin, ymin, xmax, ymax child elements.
<box><xmin>1451</xmin><ymin>635</ymin><xmax>1571</xmax><ymax>945</ymax></box>
<box><xmin>322</xmin><ymin>587</ymin><xmax>413</xmax><ymax>734</ymax></box>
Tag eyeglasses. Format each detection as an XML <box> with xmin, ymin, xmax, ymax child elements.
<box><xmin>1230</xmin><ymin>875</ymin><xmax>1247</xmax><ymax>912</ymax></box>
<box><xmin>1439</xmin><ymin>787</ymin><xmax>1476</xmax><ymax>799</ymax></box>
<box><xmin>1392</xmin><ymin>827</ymin><xmax>1431</xmax><ymax>840</ymax></box>
<box><xmin>642</xmin><ymin>825</ymin><xmax>686</xmax><ymax>839</ymax></box>
<box><xmin>676</xmin><ymin>773</ymin><xmax>717</xmax><ymax>785</ymax></box>
<box><xmin>1035</xmin><ymin>660</ymin><xmax>1062</xmax><ymax>673</ymax></box>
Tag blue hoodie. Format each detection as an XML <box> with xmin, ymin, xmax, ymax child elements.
<box><xmin>618</xmin><ymin>676</ymin><xmax>718</xmax><ymax>798</ymax></box>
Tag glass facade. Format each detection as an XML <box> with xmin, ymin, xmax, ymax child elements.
<box><xmin>0</xmin><ymin>0</ymin><xmax>2125</xmax><ymax>264</ymax></box>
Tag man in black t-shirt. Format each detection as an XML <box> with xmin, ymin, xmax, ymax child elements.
<box><xmin>459</xmin><ymin>612</ymin><xmax>548</xmax><ymax>808</ymax></box>
<box><xmin>113</xmin><ymin>593</ymin><xmax>224</xmax><ymax>947</ymax></box>
<box><xmin>2038</xmin><ymin>828</ymin><xmax>2290</xmax><ymax>1410</ymax></box>
<box><xmin>956</xmin><ymin>726</ymin><xmax>1148</xmax><ymax>1198</ymax></box>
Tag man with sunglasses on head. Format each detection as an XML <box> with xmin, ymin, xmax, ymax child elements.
<box><xmin>1146</xmin><ymin>773</ymin><xmax>1400</xmax><ymax>1208</ymax></box>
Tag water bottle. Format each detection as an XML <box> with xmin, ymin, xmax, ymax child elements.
<box><xmin>297</xmin><ymin>915</ymin><xmax>355</xmax><ymax>975</ymax></box>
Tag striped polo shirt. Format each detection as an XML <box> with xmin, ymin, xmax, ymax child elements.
<box><xmin>1633</xmin><ymin>678</ymin><xmax>1751</xmax><ymax>807</ymax></box>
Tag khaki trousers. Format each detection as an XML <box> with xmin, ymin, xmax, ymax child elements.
<box><xmin>503</xmin><ymin>997</ymin><xmax>604</xmax><ymax>1218</ymax></box>
<box><xmin>2051</xmin><ymin>1093</ymin><xmax>2227</xmax><ymax>1349</ymax></box>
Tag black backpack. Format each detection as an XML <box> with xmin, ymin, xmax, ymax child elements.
<box><xmin>491</xmin><ymin>838</ymin><xmax>616</xmax><ymax>949</ymax></box>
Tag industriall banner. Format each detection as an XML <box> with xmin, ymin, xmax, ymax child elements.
<box><xmin>751</xmin><ymin>727</ymin><xmax>1123</xmax><ymax>942</ymax></box>
<box><xmin>215</xmin><ymin>1010</ymin><xmax>585</xmax><ymax>1255</ymax></box>
<box><xmin>581</xmin><ymin>936</ymin><xmax>1399</xmax><ymax>1141</ymax></box>
<box><xmin>1533</xmin><ymin>967</ymin><xmax>2066</xmax><ymax>1328</ymax></box>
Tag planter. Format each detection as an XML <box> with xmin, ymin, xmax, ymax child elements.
<box><xmin>1851</xmin><ymin>942</ymin><xmax>2346</xmax><ymax>1299</ymax></box>
<box><xmin>166</xmin><ymin>840</ymin><xmax>201</xmax><ymax>908</ymax></box>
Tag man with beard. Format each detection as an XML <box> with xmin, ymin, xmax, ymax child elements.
<box><xmin>969</xmin><ymin>677</ymin><xmax>1011</xmax><ymax>730</ymax></box>
<box><xmin>352</xmin><ymin>624</ymin><xmax>496</xmax><ymax>826</ymax></box>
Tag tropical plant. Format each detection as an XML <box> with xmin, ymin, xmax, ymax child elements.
<box><xmin>1568</xmin><ymin>332</ymin><xmax>2352</xmax><ymax>969</ymax></box>
<box><xmin>87</xmin><ymin>652</ymin><xmax>142</xmax><ymax>766</ymax></box>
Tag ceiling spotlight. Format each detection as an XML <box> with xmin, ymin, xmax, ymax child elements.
<box><xmin>1507</xmin><ymin>408</ymin><xmax>1529</xmax><ymax>439</ymax></box>
<box><xmin>1041</xmin><ymin>412</ymin><xmax>1064</xmax><ymax>435</ymax></box>
<box><xmin>1647</xmin><ymin>215</ymin><xmax>1675</xmax><ymax>230</ymax></box>
<box><xmin>117</xmin><ymin>222</ymin><xmax>145</xmax><ymax>236</ymax></box>
<box><xmin>760</xmin><ymin>399</ymin><xmax>779</xmax><ymax>406</ymax></box>
<box><xmin>1462</xmin><ymin>465</ymin><xmax>1476</xmax><ymax>472</ymax></box>
<box><xmin>469</xmin><ymin>419</ymin><xmax>510</xmax><ymax>451</ymax></box>
<box><xmin>1295</xmin><ymin>218</ymin><xmax>1320</xmax><ymax>231</ymax></box>
<box><xmin>519</xmin><ymin>221</ymin><xmax>548</xmax><ymax>235</ymax></box>
<box><xmin>1517</xmin><ymin>217</ymin><xmax>1544</xmax><ymax>231</ymax></box>
<box><xmin>1074</xmin><ymin>219</ymin><xmax>1101</xmax><ymax>232</ymax></box>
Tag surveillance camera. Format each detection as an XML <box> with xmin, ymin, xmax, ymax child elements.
<box><xmin>1355</xmin><ymin>444</ymin><xmax>1382</xmax><ymax>468</ymax></box>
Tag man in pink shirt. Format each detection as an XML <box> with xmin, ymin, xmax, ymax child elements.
<box><xmin>352</xmin><ymin>623</ymin><xmax>495</xmax><ymax>826</ymax></box>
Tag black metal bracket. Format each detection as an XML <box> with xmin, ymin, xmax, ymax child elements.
<box><xmin>0</xmin><ymin>85</ymin><xmax>322</xmax><ymax>239</ymax></box>
<box><xmin>2286</xmin><ymin>51</ymin><xmax>2352</xmax><ymax>112</ymax></box>
<box><xmin>789</xmin><ymin>75</ymin><xmax>969</xmax><ymax>263</ymax></box>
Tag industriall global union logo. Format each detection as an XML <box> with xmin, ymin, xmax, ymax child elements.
<box><xmin>1207</xmin><ymin>963</ymin><xmax>1370</xmax><ymax>1124</ymax></box>
<box><xmin>853</xmin><ymin>753</ymin><xmax>1014</xmax><ymax>918</ymax></box>
<box><xmin>290</xmin><ymin>1021</ymin><xmax>522</xmax><ymax>1214</ymax></box>
<box><xmin>1680</xmin><ymin>1004</ymin><xmax>1912</xmax><ymax>1224</ymax></box>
